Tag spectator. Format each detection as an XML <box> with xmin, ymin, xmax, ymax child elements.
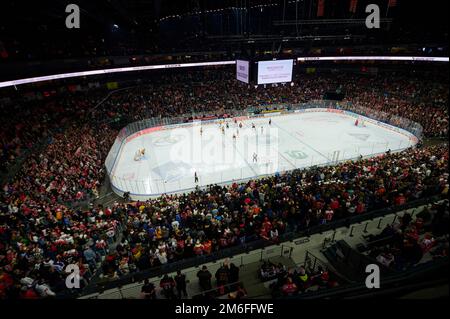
<box><xmin>215</xmin><ymin>264</ymin><xmax>230</xmax><ymax>292</ymax></box>
<box><xmin>174</xmin><ymin>270</ymin><xmax>188</xmax><ymax>299</ymax></box>
<box><xmin>197</xmin><ymin>266</ymin><xmax>212</xmax><ymax>291</ymax></box>
<box><xmin>281</xmin><ymin>277</ymin><xmax>298</xmax><ymax>296</ymax></box>
<box><xmin>141</xmin><ymin>279</ymin><xmax>157</xmax><ymax>299</ymax></box>
<box><xmin>296</xmin><ymin>266</ymin><xmax>309</xmax><ymax>292</ymax></box>
<box><xmin>159</xmin><ymin>274</ymin><xmax>176</xmax><ymax>300</ymax></box>
<box><xmin>83</xmin><ymin>247</ymin><xmax>98</xmax><ymax>270</ymax></box>
<box><xmin>228</xmin><ymin>283</ymin><xmax>247</xmax><ymax>299</ymax></box>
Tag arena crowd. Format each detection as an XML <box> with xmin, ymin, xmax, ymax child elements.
<box><xmin>0</xmin><ymin>68</ymin><xmax>448</xmax><ymax>298</ymax></box>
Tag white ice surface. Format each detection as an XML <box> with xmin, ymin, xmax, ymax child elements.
<box><xmin>110</xmin><ymin>111</ymin><xmax>415</xmax><ymax>199</ymax></box>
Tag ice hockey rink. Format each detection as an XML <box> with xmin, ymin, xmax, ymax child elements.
<box><xmin>109</xmin><ymin>111</ymin><xmax>417</xmax><ymax>199</ymax></box>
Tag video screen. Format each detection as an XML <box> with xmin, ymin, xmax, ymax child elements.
<box><xmin>236</xmin><ymin>59</ymin><xmax>250</xmax><ymax>83</ymax></box>
<box><xmin>257</xmin><ymin>59</ymin><xmax>294</xmax><ymax>84</ymax></box>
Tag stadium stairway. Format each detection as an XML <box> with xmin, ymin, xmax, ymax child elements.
<box><xmin>277</xmin><ymin>200</ymin><xmax>445</xmax><ymax>267</ymax></box>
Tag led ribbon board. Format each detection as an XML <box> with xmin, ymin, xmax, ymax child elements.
<box><xmin>297</xmin><ymin>56</ymin><xmax>449</xmax><ymax>62</ymax></box>
<box><xmin>0</xmin><ymin>56</ymin><xmax>447</xmax><ymax>88</ymax></box>
<box><xmin>0</xmin><ymin>61</ymin><xmax>235</xmax><ymax>88</ymax></box>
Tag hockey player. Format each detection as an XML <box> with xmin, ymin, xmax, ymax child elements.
<box><xmin>134</xmin><ymin>148</ymin><xmax>145</xmax><ymax>161</ymax></box>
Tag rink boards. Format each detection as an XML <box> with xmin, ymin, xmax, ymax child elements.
<box><xmin>106</xmin><ymin>108</ymin><xmax>418</xmax><ymax>200</ymax></box>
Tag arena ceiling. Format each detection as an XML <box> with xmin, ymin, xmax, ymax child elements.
<box><xmin>1</xmin><ymin>1</ymin><xmax>446</xmax><ymax>29</ymax></box>
<box><xmin>0</xmin><ymin>0</ymin><xmax>447</xmax><ymax>60</ymax></box>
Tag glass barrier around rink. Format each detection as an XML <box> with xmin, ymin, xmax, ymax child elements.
<box><xmin>105</xmin><ymin>100</ymin><xmax>423</xmax><ymax>199</ymax></box>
